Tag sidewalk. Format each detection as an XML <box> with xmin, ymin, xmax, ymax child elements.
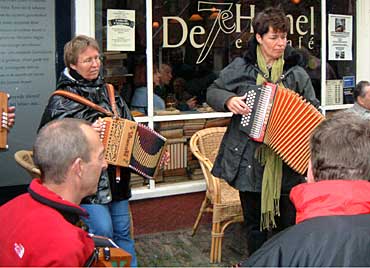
<box><xmin>135</xmin><ymin>223</ymin><xmax>249</xmax><ymax>267</ymax></box>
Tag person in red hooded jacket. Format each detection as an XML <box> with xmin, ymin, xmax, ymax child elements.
<box><xmin>0</xmin><ymin>118</ymin><xmax>107</xmax><ymax>267</ymax></box>
<box><xmin>240</xmin><ymin>111</ymin><xmax>370</xmax><ymax>267</ymax></box>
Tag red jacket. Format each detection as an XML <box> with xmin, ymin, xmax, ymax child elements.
<box><xmin>0</xmin><ymin>179</ymin><xmax>95</xmax><ymax>267</ymax></box>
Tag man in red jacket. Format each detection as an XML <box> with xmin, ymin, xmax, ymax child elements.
<box><xmin>0</xmin><ymin>118</ymin><xmax>107</xmax><ymax>267</ymax></box>
<box><xmin>241</xmin><ymin>112</ymin><xmax>370</xmax><ymax>267</ymax></box>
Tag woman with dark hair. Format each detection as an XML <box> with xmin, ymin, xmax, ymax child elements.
<box><xmin>207</xmin><ymin>7</ymin><xmax>319</xmax><ymax>255</ymax></box>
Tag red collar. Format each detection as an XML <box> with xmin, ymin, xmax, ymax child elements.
<box><xmin>290</xmin><ymin>180</ymin><xmax>370</xmax><ymax>224</ymax></box>
<box><xmin>28</xmin><ymin>179</ymin><xmax>88</xmax><ymax>217</ymax></box>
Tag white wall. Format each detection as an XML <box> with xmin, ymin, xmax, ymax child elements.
<box><xmin>74</xmin><ymin>0</ymin><xmax>95</xmax><ymax>37</ymax></box>
<box><xmin>356</xmin><ymin>0</ymin><xmax>370</xmax><ymax>81</ymax></box>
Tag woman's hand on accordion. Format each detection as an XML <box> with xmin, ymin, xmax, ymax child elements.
<box><xmin>225</xmin><ymin>94</ymin><xmax>250</xmax><ymax>115</ymax></box>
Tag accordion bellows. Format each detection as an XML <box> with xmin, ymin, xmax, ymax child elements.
<box><xmin>240</xmin><ymin>83</ymin><xmax>324</xmax><ymax>174</ymax></box>
<box><xmin>101</xmin><ymin>117</ymin><xmax>166</xmax><ymax>179</ymax></box>
<box><xmin>0</xmin><ymin>91</ymin><xmax>9</xmax><ymax>150</ymax></box>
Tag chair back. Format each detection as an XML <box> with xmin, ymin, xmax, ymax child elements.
<box><xmin>191</xmin><ymin>127</ymin><xmax>226</xmax><ymax>163</ymax></box>
<box><xmin>190</xmin><ymin>127</ymin><xmax>226</xmax><ymax>201</ymax></box>
<box><xmin>14</xmin><ymin>150</ymin><xmax>41</xmax><ymax>179</ymax></box>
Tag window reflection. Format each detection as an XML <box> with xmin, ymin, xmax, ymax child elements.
<box><xmin>94</xmin><ymin>0</ymin><xmax>356</xmax><ymax>188</ymax></box>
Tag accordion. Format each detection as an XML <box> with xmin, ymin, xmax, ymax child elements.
<box><xmin>0</xmin><ymin>91</ymin><xmax>9</xmax><ymax>150</ymax></box>
<box><xmin>90</xmin><ymin>234</ymin><xmax>131</xmax><ymax>267</ymax></box>
<box><xmin>100</xmin><ymin>117</ymin><xmax>167</xmax><ymax>179</ymax></box>
<box><xmin>239</xmin><ymin>82</ymin><xmax>324</xmax><ymax>174</ymax></box>
<box><xmin>94</xmin><ymin>247</ymin><xmax>131</xmax><ymax>267</ymax></box>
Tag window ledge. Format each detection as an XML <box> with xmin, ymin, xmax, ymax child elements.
<box><xmin>131</xmin><ymin>180</ymin><xmax>206</xmax><ymax>200</ymax></box>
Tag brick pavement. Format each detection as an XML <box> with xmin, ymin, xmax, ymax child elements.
<box><xmin>135</xmin><ymin>223</ymin><xmax>249</xmax><ymax>267</ymax></box>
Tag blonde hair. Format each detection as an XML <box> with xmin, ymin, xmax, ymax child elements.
<box><xmin>64</xmin><ymin>35</ymin><xmax>100</xmax><ymax>67</ymax></box>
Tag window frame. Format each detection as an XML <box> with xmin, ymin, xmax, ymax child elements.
<box><xmin>74</xmin><ymin>0</ymin><xmax>369</xmax><ymax>200</ymax></box>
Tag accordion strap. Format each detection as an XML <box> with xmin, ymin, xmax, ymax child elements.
<box><xmin>105</xmin><ymin>83</ymin><xmax>119</xmax><ymax>118</ymax></box>
<box><xmin>52</xmin><ymin>84</ymin><xmax>117</xmax><ymax>117</ymax></box>
<box><xmin>104</xmin><ymin>84</ymin><xmax>122</xmax><ymax>181</ymax></box>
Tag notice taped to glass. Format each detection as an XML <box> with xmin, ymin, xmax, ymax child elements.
<box><xmin>328</xmin><ymin>14</ymin><xmax>352</xmax><ymax>61</ymax></box>
<box><xmin>107</xmin><ymin>9</ymin><xmax>135</xmax><ymax>51</ymax></box>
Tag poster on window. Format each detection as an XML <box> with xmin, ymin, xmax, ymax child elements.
<box><xmin>107</xmin><ymin>9</ymin><xmax>135</xmax><ymax>51</ymax></box>
<box><xmin>328</xmin><ymin>14</ymin><xmax>352</xmax><ymax>61</ymax></box>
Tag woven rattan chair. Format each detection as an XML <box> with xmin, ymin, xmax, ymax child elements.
<box><xmin>190</xmin><ymin>127</ymin><xmax>244</xmax><ymax>263</ymax></box>
<box><xmin>14</xmin><ymin>150</ymin><xmax>41</xmax><ymax>178</ymax></box>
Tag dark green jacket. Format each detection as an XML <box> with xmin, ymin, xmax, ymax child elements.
<box><xmin>206</xmin><ymin>37</ymin><xmax>319</xmax><ymax>193</ymax></box>
<box><xmin>39</xmin><ymin>68</ymin><xmax>133</xmax><ymax>204</ymax></box>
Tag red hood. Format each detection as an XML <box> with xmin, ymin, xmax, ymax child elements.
<box><xmin>290</xmin><ymin>180</ymin><xmax>370</xmax><ymax>224</ymax></box>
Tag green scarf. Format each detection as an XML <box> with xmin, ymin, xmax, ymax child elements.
<box><xmin>255</xmin><ymin>45</ymin><xmax>284</xmax><ymax>231</ymax></box>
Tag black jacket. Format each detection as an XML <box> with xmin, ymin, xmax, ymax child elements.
<box><xmin>207</xmin><ymin>37</ymin><xmax>319</xmax><ymax>193</ymax></box>
<box><xmin>39</xmin><ymin>68</ymin><xmax>133</xmax><ymax>204</ymax></box>
<box><xmin>242</xmin><ymin>180</ymin><xmax>370</xmax><ymax>267</ymax></box>
<box><xmin>242</xmin><ymin>214</ymin><xmax>370</xmax><ymax>267</ymax></box>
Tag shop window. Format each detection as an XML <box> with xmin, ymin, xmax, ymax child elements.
<box><xmin>325</xmin><ymin>0</ymin><xmax>356</xmax><ymax>107</ymax></box>
<box><xmin>93</xmin><ymin>0</ymin><xmax>355</xmax><ymax>190</ymax></box>
<box><xmin>95</xmin><ymin>0</ymin><xmax>328</xmax><ymax>189</ymax></box>
<box><xmin>95</xmin><ymin>0</ymin><xmax>147</xmax><ymax>105</ymax></box>
<box><xmin>152</xmin><ymin>0</ymin><xmax>322</xmax><ymax>109</ymax></box>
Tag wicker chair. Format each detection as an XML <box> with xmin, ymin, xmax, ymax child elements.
<box><xmin>14</xmin><ymin>150</ymin><xmax>41</xmax><ymax>178</ymax></box>
<box><xmin>190</xmin><ymin>127</ymin><xmax>244</xmax><ymax>263</ymax></box>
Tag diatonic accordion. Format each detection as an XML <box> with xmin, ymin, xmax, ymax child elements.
<box><xmin>100</xmin><ymin>117</ymin><xmax>167</xmax><ymax>179</ymax></box>
<box><xmin>94</xmin><ymin>247</ymin><xmax>131</xmax><ymax>267</ymax></box>
<box><xmin>0</xmin><ymin>91</ymin><xmax>9</xmax><ymax>150</ymax></box>
<box><xmin>239</xmin><ymin>82</ymin><xmax>324</xmax><ymax>174</ymax></box>
<box><xmin>90</xmin><ymin>234</ymin><xmax>132</xmax><ymax>267</ymax></box>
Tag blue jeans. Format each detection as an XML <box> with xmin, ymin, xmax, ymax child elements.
<box><xmin>82</xmin><ymin>200</ymin><xmax>137</xmax><ymax>267</ymax></box>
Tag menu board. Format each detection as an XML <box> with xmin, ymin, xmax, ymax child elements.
<box><xmin>326</xmin><ymin>80</ymin><xmax>343</xmax><ymax>105</ymax></box>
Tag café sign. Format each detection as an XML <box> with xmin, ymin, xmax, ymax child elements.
<box><xmin>162</xmin><ymin>1</ymin><xmax>316</xmax><ymax>64</ymax></box>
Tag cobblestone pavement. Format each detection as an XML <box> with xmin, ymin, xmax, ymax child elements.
<box><xmin>135</xmin><ymin>223</ymin><xmax>249</xmax><ymax>267</ymax></box>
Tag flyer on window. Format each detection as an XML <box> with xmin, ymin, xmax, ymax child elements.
<box><xmin>328</xmin><ymin>14</ymin><xmax>352</xmax><ymax>61</ymax></box>
<box><xmin>326</xmin><ymin>79</ymin><xmax>343</xmax><ymax>105</ymax></box>
<box><xmin>107</xmin><ymin>9</ymin><xmax>135</xmax><ymax>51</ymax></box>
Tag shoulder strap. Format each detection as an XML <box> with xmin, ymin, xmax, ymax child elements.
<box><xmin>52</xmin><ymin>90</ymin><xmax>113</xmax><ymax>117</ymax></box>
<box><xmin>105</xmin><ymin>83</ymin><xmax>119</xmax><ymax>118</ymax></box>
<box><xmin>104</xmin><ymin>83</ymin><xmax>122</xmax><ymax>181</ymax></box>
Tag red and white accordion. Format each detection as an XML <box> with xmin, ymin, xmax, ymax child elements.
<box><xmin>239</xmin><ymin>82</ymin><xmax>324</xmax><ymax>174</ymax></box>
<box><xmin>0</xmin><ymin>91</ymin><xmax>9</xmax><ymax>150</ymax></box>
<box><xmin>100</xmin><ymin>117</ymin><xmax>167</xmax><ymax>179</ymax></box>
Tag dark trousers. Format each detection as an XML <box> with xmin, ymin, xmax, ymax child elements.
<box><xmin>239</xmin><ymin>191</ymin><xmax>296</xmax><ymax>255</ymax></box>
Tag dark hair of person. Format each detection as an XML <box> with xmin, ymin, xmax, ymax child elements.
<box><xmin>353</xmin><ymin>80</ymin><xmax>370</xmax><ymax>101</ymax></box>
<box><xmin>310</xmin><ymin>111</ymin><xmax>370</xmax><ymax>181</ymax></box>
<box><xmin>252</xmin><ymin>6</ymin><xmax>290</xmax><ymax>36</ymax></box>
<box><xmin>33</xmin><ymin>118</ymin><xmax>92</xmax><ymax>184</ymax></box>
